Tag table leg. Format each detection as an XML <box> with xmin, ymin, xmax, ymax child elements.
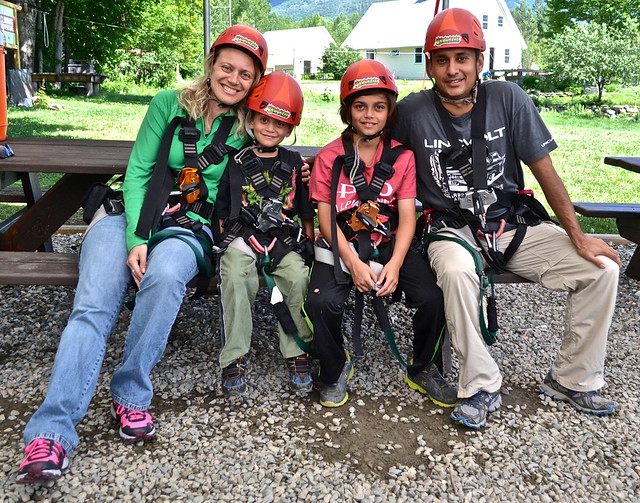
<box><xmin>0</xmin><ymin>173</ymin><xmax>111</xmax><ymax>252</ymax></box>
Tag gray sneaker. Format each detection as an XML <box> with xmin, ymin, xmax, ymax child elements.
<box><xmin>319</xmin><ymin>358</ymin><xmax>354</xmax><ymax>408</ymax></box>
<box><xmin>405</xmin><ymin>364</ymin><xmax>458</xmax><ymax>407</ymax></box>
<box><xmin>538</xmin><ymin>372</ymin><xmax>619</xmax><ymax>415</ymax></box>
<box><xmin>450</xmin><ymin>391</ymin><xmax>502</xmax><ymax>429</ymax></box>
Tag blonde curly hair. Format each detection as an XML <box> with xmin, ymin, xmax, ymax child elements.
<box><xmin>178</xmin><ymin>50</ymin><xmax>261</xmax><ymax>137</ymax></box>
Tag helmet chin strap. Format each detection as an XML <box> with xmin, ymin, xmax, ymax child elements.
<box><xmin>205</xmin><ymin>79</ymin><xmax>233</xmax><ymax>108</ymax></box>
<box><xmin>349</xmin><ymin>124</ymin><xmax>384</xmax><ymax>142</ymax></box>
<box><xmin>434</xmin><ymin>80</ymin><xmax>479</xmax><ymax>105</ymax></box>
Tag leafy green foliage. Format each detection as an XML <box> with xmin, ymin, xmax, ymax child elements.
<box><xmin>545</xmin><ymin>0</ymin><xmax>640</xmax><ymax>35</ymax></box>
<box><xmin>545</xmin><ymin>20</ymin><xmax>640</xmax><ymax>102</ymax></box>
<box><xmin>321</xmin><ymin>44</ymin><xmax>361</xmax><ymax>80</ymax></box>
<box><xmin>511</xmin><ymin>0</ymin><xmax>548</xmax><ymax>68</ymax></box>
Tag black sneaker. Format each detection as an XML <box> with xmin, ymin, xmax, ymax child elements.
<box><xmin>405</xmin><ymin>364</ymin><xmax>458</xmax><ymax>407</ymax></box>
<box><xmin>222</xmin><ymin>356</ymin><xmax>248</xmax><ymax>397</ymax></box>
<box><xmin>16</xmin><ymin>438</ymin><xmax>69</xmax><ymax>484</ymax></box>
<box><xmin>286</xmin><ymin>354</ymin><xmax>313</xmax><ymax>392</ymax></box>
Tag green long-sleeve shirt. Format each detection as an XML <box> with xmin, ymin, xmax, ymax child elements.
<box><xmin>122</xmin><ymin>89</ymin><xmax>247</xmax><ymax>250</ymax></box>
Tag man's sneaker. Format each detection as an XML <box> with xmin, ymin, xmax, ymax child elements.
<box><xmin>16</xmin><ymin>438</ymin><xmax>69</xmax><ymax>484</ymax></box>
<box><xmin>450</xmin><ymin>391</ymin><xmax>502</xmax><ymax>429</ymax></box>
<box><xmin>319</xmin><ymin>358</ymin><xmax>354</xmax><ymax>408</ymax></box>
<box><xmin>221</xmin><ymin>356</ymin><xmax>248</xmax><ymax>397</ymax></box>
<box><xmin>405</xmin><ymin>364</ymin><xmax>458</xmax><ymax>407</ymax></box>
<box><xmin>538</xmin><ymin>372</ymin><xmax>619</xmax><ymax>415</ymax></box>
<box><xmin>286</xmin><ymin>354</ymin><xmax>313</xmax><ymax>392</ymax></box>
<box><xmin>111</xmin><ymin>401</ymin><xmax>156</xmax><ymax>443</ymax></box>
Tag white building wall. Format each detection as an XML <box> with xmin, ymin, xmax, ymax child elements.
<box><xmin>365</xmin><ymin>49</ymin><xmax>426</xmax><ymax>80</ymax></box>
<box><xmin>452</xmin><ymin>0</ymin><xmax>524</xmax><ymax>73</ymax></box>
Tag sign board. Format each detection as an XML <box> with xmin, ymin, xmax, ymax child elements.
<box><xmin>0</xmin><ymin>1</ymin><xmax>18</xmax><ymax>48</ymax></box>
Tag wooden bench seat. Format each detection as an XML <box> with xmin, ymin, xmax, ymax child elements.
<box><xmin>0</xmin><ymin>251</ymin><xmax>529</xmax><ymax>288</ymax></box>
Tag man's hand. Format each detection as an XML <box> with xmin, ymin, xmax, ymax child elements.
<box><xmin>127</xmin><ymin>244</ymin><xmax>148</xmax><ymax>288</ymax></box>
<box><xmin>574</xmin><ymin>235</ymin><xmax>622</xmax><ymax>269</ymax></box>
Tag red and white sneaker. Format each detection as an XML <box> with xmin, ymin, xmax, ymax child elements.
<box><xmin>110</xmin><ymin>401</ymin><xmax>156</xmax><ymax>443</ymax></box>
<box><xmin>16</xmin><ymin>438</ymin><xmax>69</xmax><ymax>484</ymax></box>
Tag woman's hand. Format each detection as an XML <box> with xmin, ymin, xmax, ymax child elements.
<box><xmin>127</xmin><ymin>244</ymin><xmax>148</xmax><ymax>288</ymax></box>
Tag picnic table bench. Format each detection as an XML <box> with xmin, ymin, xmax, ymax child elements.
<box><xmin>573</xmin><ymin>156</ymin><xmax>640</xmax><ymax>280</ymax></box>
<box><xmin>32</xmin><ymin>60</ymin><xmax>108</xmax><ymax>97</ymax></box>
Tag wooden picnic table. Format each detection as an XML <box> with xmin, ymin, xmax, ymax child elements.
<box><xmin>604</xmin><ymin>156</ymin><xmax>640</xmax><ymax>174</ymax></box>
<box><xmin>573</xmin><ymin>156</ymin><xmax>640</xmax><ymax>280</ymax></box>
<box><xmin>0</xmin><ymin>137</ymin><xmax>133</xmax><ymax>252</ymax></box>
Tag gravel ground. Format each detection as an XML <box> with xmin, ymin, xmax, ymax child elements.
<box><xmin>0</xmin><ymin>235</ymin><xmax>638</xmax><ymax>502</ymax></box>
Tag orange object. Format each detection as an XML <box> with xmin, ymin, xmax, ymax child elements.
<box><xmin>340</xmin><ymin>60</ymin><xmax>398</xmax><ymax>105</ymax></box>
<box><xmin>178</xmin><ymin>167</ymin><xmax>202</xmax><ymax>203</ymax></box>
<box><xmin>0</xmin><ymin>34</ymin><xmax>7</xmax><ymax>141</ymax></box>
<box><xmin>246</xmin><ymin>72</ymin><xmax>304</xmax><ymax>126</ymax></box>
<box><xmin>424</xmin><ymin>8</ymin><xmax>486</xmax><ymax>56</ymax></box>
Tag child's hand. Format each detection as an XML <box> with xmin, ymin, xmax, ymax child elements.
<box><xmin>300</xmin><ymin>157</ymin><xmax>313</xmax><ymax>183</ymax></box>
<box><xmin>349</xmin><ymin>259</ymin><xmax>378</xmax><ymax>293</ymax></box>
<box><xmin>375</xmin><ymin>260</ymin><xmax>401</xmax><ymax>296</ymax></box>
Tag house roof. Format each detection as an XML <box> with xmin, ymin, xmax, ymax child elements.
<box><xmin>263</xmin><ymin>26</ymin><xmax>335</xmax><ymax>66</ymax></box>
<box><xmin>343</xmin><ymin>0</ymin><xmax>526</xmax><ymax>50</ymax></box>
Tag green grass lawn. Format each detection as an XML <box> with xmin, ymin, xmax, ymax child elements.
<box><xmin>2</xmin><ymin>84</ymin><xmax>639</xmax><ymax>234</ymax></box>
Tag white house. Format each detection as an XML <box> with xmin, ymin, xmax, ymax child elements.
<box><xmin>343</xmin><ymin>0</ymin><xmax>527</xmax><ymax>80</ymax></box>
<box><xmin>263</xmin><ymin>26</ymin><xmax>335</xmax><ymax>80</ymax></box>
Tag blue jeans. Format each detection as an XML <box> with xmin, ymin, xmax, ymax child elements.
<box><xmin>23</xmin><ymin>214</ymin><xmax>201</xmax><ymax>455</ymax></box>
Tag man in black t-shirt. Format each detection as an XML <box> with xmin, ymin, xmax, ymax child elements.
<box><xmin>394</xmin><ymin>8</ymin><xmax>622</xmax><ymax>429</ymax></box>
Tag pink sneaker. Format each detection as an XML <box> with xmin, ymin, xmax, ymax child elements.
<box><xmin>16</xmin><ymin>438</ymin><xmax>69</xmax><ymax>484</ymax></box>
<box><xmin>111</xmin><ymin>401</ymin><xmax>156</xmax><ymax>443</ymax></box>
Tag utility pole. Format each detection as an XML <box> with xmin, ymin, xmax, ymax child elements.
<box><xmin>204</xmin><ymin>0</ymin><xmax>210</xmax><ymax>57</ymax></box>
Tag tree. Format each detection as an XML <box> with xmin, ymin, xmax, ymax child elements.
<box><xmin>545</xmin><ymin>20</ymin><xmax>640</xmax><ymax>101</ymax></box>
<box><xmin>26</xmin><ymin>0</ymin><xmax>147</xmax><ymax>72</ymax></box>
<box><xmin>321</xmin><ymin>43</ymin><xmax>360</xmax><ymax>79</ymax></box>
<box><xmin>511</xmin><ymin>0</ymin><xmax>548</xmax><ymax>68</ymax></box>
<box><xmin>545</xmin><ymin>0</ymin><xmax>640</xmax><ymax>35</ymax></box>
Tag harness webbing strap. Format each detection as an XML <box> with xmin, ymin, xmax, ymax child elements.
<box><xmin>425</xmin><ymin>232</ymin><xmax>497</xmax><ymax>345</ymax></box>
<box><xmin>136</xmin><ymin>115</ymin><xmax>235</xmax><ymax>240</ymax></box>
<box><xmin>136</xmin><ymin>117</ymin><xmax>183</xmax><ymax>239</ymax></box>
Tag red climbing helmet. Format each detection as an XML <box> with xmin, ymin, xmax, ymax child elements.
<box><xmin>424</xmin><ymin>8</ymin><xmax>486</xmax><ymax>55</ymax></box>
<box><xmin>210</xmin><ymin>24</ymin><xmax>268</xmax><ymax>75</ymax></box>
<box><xmin>339</xmin><ymin>59</ymin><xmax>398</xmax><ymax>104</ymax></box>
<box><xmin>246</xmin><ymin>72</ymin><xmax>304</xmax><ymax>126</ymax></box>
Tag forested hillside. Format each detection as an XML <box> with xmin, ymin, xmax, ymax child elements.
<box><xmin>270</xmin><ymin>0</ymin><xmax>533</xmax><ymax>20</ymax></box>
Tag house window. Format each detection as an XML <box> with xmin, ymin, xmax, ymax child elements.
<box><xmin>482</xmin><ymin>15</ymin><xmax>488</xmax><ymax>30</ymax></box>
<box><xmin>498</xmin><ymin>16</ymin><xmax>504</xmax><ymax>27</ymax></box>
<box><xmin>303</xmin><ymin>60</ymin><xmax>311</xmax><ymax>74</ymax></box>
<box><xmin>366</xmin><ymin>51</ymin><xmax>374</xmax><ymax>60</ymax></box>
<box><xmin>414</xmin><ymin>47</ymin><xmax>423</xmax><ymax>64</ymax></box>
<box><xmin>389</xmin><ymin>49</ymin><xmax>400</xmax><ymax>57</ymax></box>
<box><xmin>505</xmin><ymin>49</ymin><xmax>510</xmax><ymax>64</ymax></box>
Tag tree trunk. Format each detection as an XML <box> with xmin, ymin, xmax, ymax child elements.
<box><xmin>53</xmin><ymin>0</ymin><xmax>65</xmax><ymax>74</ymax></box>
<box><xmin>17</xmin><ymin>0</ymin><xmax>39</xmax><ymax>70</ymax></box>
